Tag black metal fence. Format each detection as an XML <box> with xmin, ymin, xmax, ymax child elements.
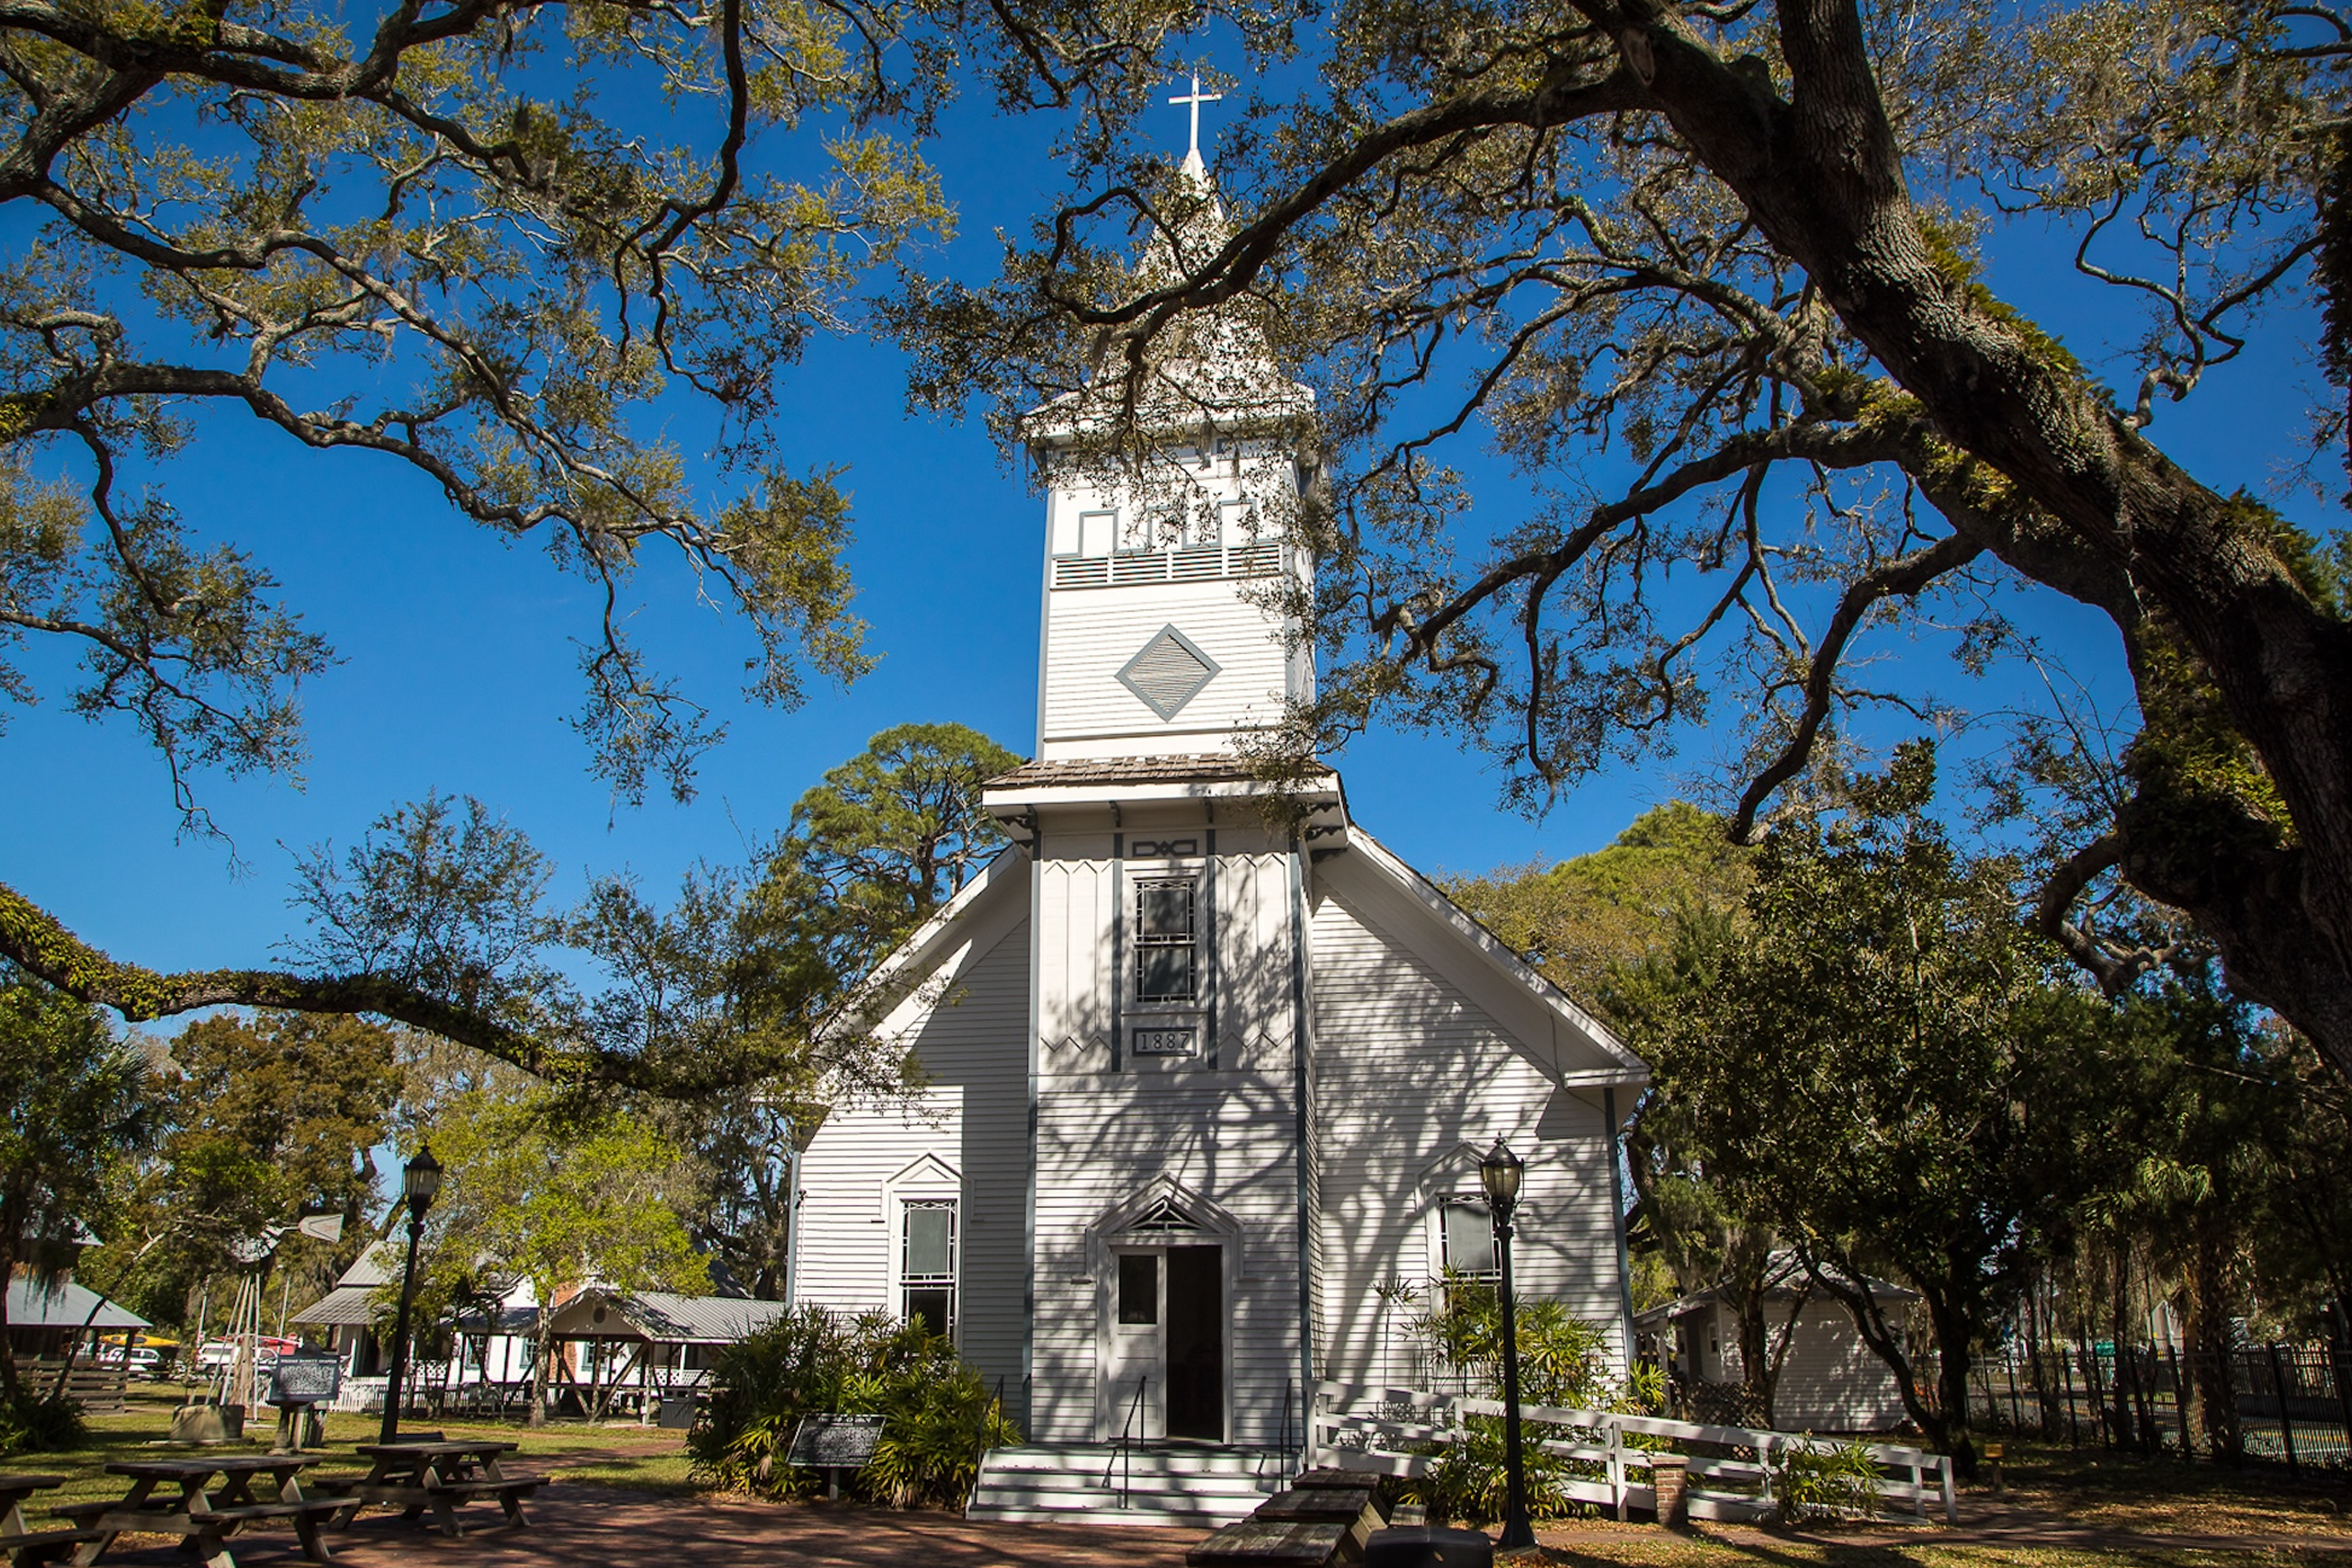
<box><xmin>1962</xmin><ymin>1343</ymin><xmax>2352</xmax><ymax>1471</ymax></box>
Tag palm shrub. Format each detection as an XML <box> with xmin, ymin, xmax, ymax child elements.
<box><xmin>0</xmin><ymin>1391</ymin><xmax>85</xmax><ymax>1456</ymax></box>
<box><xmin>690</xmin><ymin>1306</ymin><xmax>1018</xmax><ymax>1507</ymax></box>
<box><xmin>1768</xmin><ymin>1439</ymin><xmax>1882</xmax><ymax>1523</ymax></box>
<box><xmin>1393</xmin><ymin>1273</ymin><xmax>1658</xmax><ymax>1523</ymax></box>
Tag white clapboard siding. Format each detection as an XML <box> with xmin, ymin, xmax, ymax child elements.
<box><xmin>1712</xmin><ymin>1300</ymin><xmax>1912</xmax><ymax>1433</ymax></box>
<box><xmin>1307</xmin><ymin>875</ymin><xmax>1628</xmax><ymax>1387</ymax></box>
<box><xmin>795</xmin><ymin>892</ymin><xmax>1032</xmax><ymax>1416</ymax></box>
<box><xmin>1042</xmin><ymin>581</ymin><xmax>1296</xmax><ymax>742</ymax></box>
<box><xmin>1027</xmin><ymin>834</ymin><xmax>1306</xmax><ymax>1448</ymax></box>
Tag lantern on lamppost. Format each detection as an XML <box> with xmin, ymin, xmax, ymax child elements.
<box><xmin>1481</xmin><ymin>1137</ymin><xmax>1536</xmax><ymax>1551</ymax></box>
<box><xmin>379</xmin><ymin>1143</ymin><xmax>443</xmax><ymax>1444</ymax></box>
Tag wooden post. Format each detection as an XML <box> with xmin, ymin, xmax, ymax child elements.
<box><xmin>2268</xmin><ymin>1344</ymin><xmax>2300</xmax><ymax>1473</ymax></box>
<box><xmin>1607</xmin><ymin>1418</ymin><xmax>1624</xmax><ymax>1521</ymax></box>
<box><xmin>2165</xmin><ymin>1345</ymin><xmax>2193</xmax><ymax>1459</ymax></box>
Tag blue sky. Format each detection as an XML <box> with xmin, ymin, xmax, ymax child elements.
<box><xmin>0</xmin><ymin>64</ymin><xmax>2333</xmax><ymax>984</ymax></box>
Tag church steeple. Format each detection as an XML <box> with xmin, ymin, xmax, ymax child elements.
<box><xmin>1022</xmin><ymin>140</ymin><xmax>1317</xmax><ymax>765</ymax></box>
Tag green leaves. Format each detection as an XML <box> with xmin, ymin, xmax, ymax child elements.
<box><xmin>691</xmin><ymin>1308</ymin><xmax>1018</xmax><ymax>1506</ymax></box>
<box><xmin>411</xmin><ymin>1090</ymin><xmax>709</xmax><ymax>1322</ymax></box>
<box><xmin>1616</xmin><ymin>749</ymin><xmax>2127</xmax><ymax>1457</ymax></box>
<box><xmin>0</xmin><ymin>966</ymin><xmax>153</xmax><ymax>1394</ymax></box>
<box><xmin>0</xmin><ymin>0</ymin><xmax>950</xmax><ymax>820</ymax></box>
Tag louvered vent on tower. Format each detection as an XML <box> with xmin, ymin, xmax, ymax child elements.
<box><xmin>1117</xmin><ymin>625</ymin><xmax>1221</xmax><ymax>721</ymax></box>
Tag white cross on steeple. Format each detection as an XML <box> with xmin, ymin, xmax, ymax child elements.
<box><xmin>1168</xmin><ymin>73</ymin><xmax>1224</xmax><ymax>160</ymax></box>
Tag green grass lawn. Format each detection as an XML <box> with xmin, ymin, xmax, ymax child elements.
<box><xmin>0</xmin><ymin>1383</ymin><xmax>698</xmax><ymax>1517</ymax></box>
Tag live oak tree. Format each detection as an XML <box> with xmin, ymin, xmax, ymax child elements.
<box><xmin>409</xmin><ymin>1091</ymin><xmax>707</xmax><ymax>1424</ymax></box>
<box><xmin>0</xmin><ymin>0</ymin><xmax>946</xmax><ymax>1076</ymax></box>
<box><xmin>0</xmin><ymin>968</ymin><xmax>153</xmax><ymax>1398</ymax></box>
<box><xmin>898</xmin><ymin>0</ymin><xmax>2352</xmax><ymax>1087</ymax></box>
<box><xmin>1623</xmin><ymin>750</ymin><xmax>2123</xmax><ymax>1469</ymax></box>
<box><xmin>232</xmin><ymin>718</ymin><xmax>1013</xmax><ymax>1102</ymax></box>
<box><xmin>83</xmin><ymin>1011</ymin><xmax>404</xmax><ymax>1327</ymax></box>
<box><xmin>1445</xmin><ymin>799</ymin><xmax>1749</xmax><ymax>1005</ymax></box>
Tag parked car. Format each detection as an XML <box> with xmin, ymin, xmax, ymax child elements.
<box><xmin>196</xmin><ymin>1337</ymin><xmax>297</xmax><ymax>1372</ymax></box>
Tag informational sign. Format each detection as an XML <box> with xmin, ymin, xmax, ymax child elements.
<box><xmin>784</xmin><ymin>1413</ymin><xmax>886</xmax><ymax>1471</ymax></box>
<box><xmin>266</xmin><ymin>1351</ymin><xmax>343</xmax><ymax>1407</ymax></box>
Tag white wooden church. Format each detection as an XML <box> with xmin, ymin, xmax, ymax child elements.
<box><xmin>793</xmin><ymin>137</ymin><xmax>1648</xmax><ymax>1521</ymax></box>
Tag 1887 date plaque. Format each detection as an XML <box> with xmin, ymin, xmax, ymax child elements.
<box><xmin>785</xmin><ymin>1413</ymin><xmax>886</xmax><ymax>1471</ymax></box>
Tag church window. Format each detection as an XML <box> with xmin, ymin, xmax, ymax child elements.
<box><xmin>1217</xmin><ymin>499</ymin><xmax>1257</xmax><ymax>546</ymax></box>
<box><xmin>899</xmin><ymin>1200</ymin><xmax>956</xmax><ymax>1337</ymax></box>
<box><xmin>1135</xmin><ymin>878</ymin><xmax>1199</xmax><ymax>1002</ymax></box>
<box><xmin>1076</xmin><ymin>510</ymin><xmax>1116</xmax><ymax>558</ymax></box>
<box><xmin>1440</xmin><ymin>1198</ymin><xmax>1499</xmax><ymax>1280</ymax></box>
<box><xmin>1122</xmin><ymin>507</ymin><xmax>1182</xmax><ymax>554</ymax></box>
<box><xmin>1118</xmin><ymin>1254</ymin><xmax>1159</xmax><ymax>1324</ymax></box>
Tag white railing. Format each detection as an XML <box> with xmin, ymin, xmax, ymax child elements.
<box><xmin>1308</xmin><ymin>1382</ymin><xmax>1955</xmax><ymax>1525</ymax></box>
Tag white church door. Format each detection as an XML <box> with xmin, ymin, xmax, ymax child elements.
<box><xmin>1108</xmin><ymin>1245</ymin><xmax>1225</xmax><ymax>1442</ymax></box>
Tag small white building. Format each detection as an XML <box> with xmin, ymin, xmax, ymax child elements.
<box><xmin>1636</xmin><ymin>1273</ymin><xmax>1918</xmax><ymax>1433</ymax></box>
<box><xmin>791</xmin><ymin>149</ymin><xmax>1647</xmax><ymax>1515</ymax></box>
<box><xmin>293</xmin><ymin>1243</ymin><xmax>538</xmax><ymax>1411</ymax></box>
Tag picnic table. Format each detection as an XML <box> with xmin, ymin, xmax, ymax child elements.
<box><xmin>56</xmin><ymin>1455</ymin><xmax>340</xmax><ymax>1568</ymax></box>
<box><xmin>2</xmin><ymin>1472</ymin><xmax>96</xmax><ymax>1566</ymax></box>
<box><xmin>324</xmin><ymin>1440</ymin><xmax>544</xmax><ymax>1537</ymax></box>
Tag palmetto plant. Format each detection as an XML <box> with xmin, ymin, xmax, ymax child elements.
<box><xmin>690</xmin><ymin>1306</ymin><xmax>1017</xmax><ymax>1507</ymax></box>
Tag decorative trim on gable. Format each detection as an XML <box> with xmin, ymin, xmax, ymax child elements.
<box><xmin>1413</xmin><ymin>1141</ymin><xmax>1494</xmax><ymax>1212</ymax></box>
<box><xmin>877</xmin><ymin>1151</ymin><xmax>961</xmax><ymax>1224</ymax></box>
<box><xmin>1091</xmin><ymin>1174</ymin><xmax>1243</xmax><ymax>1247</ymax></box>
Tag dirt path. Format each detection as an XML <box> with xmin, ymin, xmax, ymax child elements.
<box><xmin>1526</xmin><ymin>1497</ymin><xmax>2352</xmax><ymax>1559</ymax></box>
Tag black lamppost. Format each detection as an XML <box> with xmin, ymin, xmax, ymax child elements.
<box><xmin>379</xmin><ymin>1143</ymin><xmax>443</xmax><ymax>1444</ymax></box>
<box><xmin>1482</xmin><ymin>1137</ymin><xmax>1536</xmax><ymax>1551</ymax></box>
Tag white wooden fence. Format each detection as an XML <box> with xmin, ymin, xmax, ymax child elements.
<box><xmin>1308</xmin><ymin>1382</ymin><xmax>1956</xmax><ymax>1525</ymax></box>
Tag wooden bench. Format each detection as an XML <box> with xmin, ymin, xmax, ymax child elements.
<box><xmin>423</xmin><ymin>1476</ymin><xmax>547</xmax><ymax>1498</ymax></box>
<box><xmin>3</xmin><ymin>1522</ymin><xmax>106</xmax><ymax>1565</ymax></box>
<box><xmin>187</xmin><ymin>1500</ymin><xmax>350</xmax><ymax>1526</ymax></box>
<box><xmin>1189</xmin><ymin>1475</ymin><xmax>1390</xmax><ymax>1566</ymax></box>
<box><xmin>1</xmin><ymin>1472</ymin><xmax>93</xmax><ymax>1565</ymax></box>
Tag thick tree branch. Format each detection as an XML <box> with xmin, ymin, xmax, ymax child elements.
<box><xmin>0</xmin><ymin>880</ymin><xmax>761</xmax><ymax>1098</ymax></box>
<box><xmin>1731</xmin><ymin>526</ymin><xmax>1984</xmax><ymax>839</ymax></box>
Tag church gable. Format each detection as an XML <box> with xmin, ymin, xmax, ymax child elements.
<box><xmin>860</xmin><ymin>844</ymin><xmax>1033</xmax><ymax>1046</ymax></box>
<box><xmin>1312</xmin><ymin>831</ymin><xmax>1645</xmax><ymax>1088</ymax></box>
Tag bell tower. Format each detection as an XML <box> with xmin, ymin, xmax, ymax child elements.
<box><xmin>1023</xmin><ymin>163</ymin><xmax>1317</xmax><ymax>765</ymax></box>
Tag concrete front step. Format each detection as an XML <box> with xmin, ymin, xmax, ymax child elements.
<box><xmin>967</xmin><ymin>1444</ymin><xmax>1297</xmax><ymax>1528</ymax></box>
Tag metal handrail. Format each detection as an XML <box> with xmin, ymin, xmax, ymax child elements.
<box><xmin>1285</xmin><ymin>1376</ymin><xmax>1298</xmax><ymax>1478</ymax></box>
<box><xmin>1102</xmin><ymin>1377</ymin><xmax>1148</xmax><ymax>1507</ymax></box>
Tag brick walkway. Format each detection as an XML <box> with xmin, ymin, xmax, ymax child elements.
<box><xmin>71</xmin><ymin>1484</ymin><xmax>2352</xmax><ymax>1567</ymax></box>
<box><xmin>79</xmin><ymin>1489</ymin><xmax>1204</xmax><ymax>1568</ymax></box>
